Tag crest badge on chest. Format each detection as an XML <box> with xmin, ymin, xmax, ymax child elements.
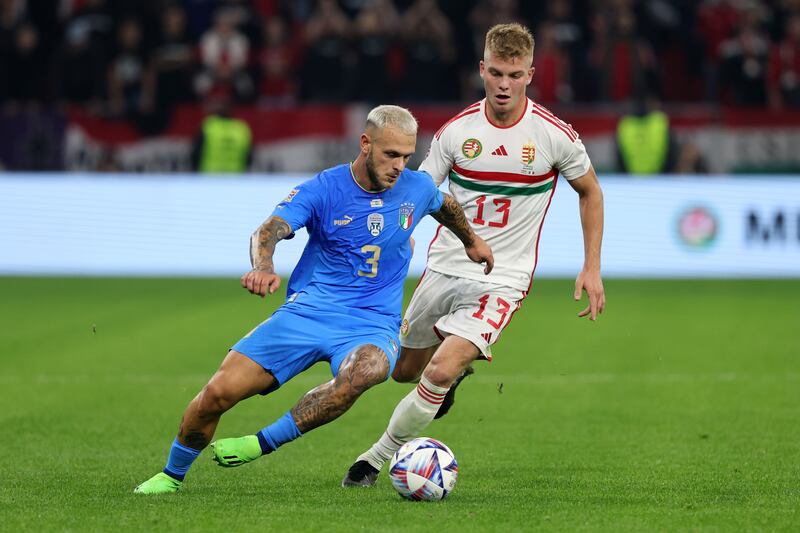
<box><xmin>521</xmin><ymin>141</ymin><xmax>536</xmax><ymax>175</ymax></box>
<box><xmin>398</xmin><ymin>202</ymin><xmax>415</xmax><ymax>230</ymax></box>
<box><xmin>461</xmin><ymin>138</ymin><xmax>482</xmax><ymax>159</ymax></box>
<box><xmin>368</xmin><ymin>213</ymin><xmax>384</xmax><ymax>236</ymax></box>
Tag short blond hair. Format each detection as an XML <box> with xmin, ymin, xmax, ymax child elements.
<box><xmin>484</xmin><ymin>23</ymin><xmax>534</xmax><ymax>61</ymax></box>
<box><xmin>366</xmin><ymin>105</ymin><xmax>418</xmax><ymax>136</ymax></box>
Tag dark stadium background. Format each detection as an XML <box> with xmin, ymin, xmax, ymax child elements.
<box><xmin>0</xmin><ymin>0</ymin><xmax>799</xmax><ymax>173</ymax></box>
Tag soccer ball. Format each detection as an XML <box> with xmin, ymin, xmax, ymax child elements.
<box><xmin>389</xmin><ymin>437</ymin><xmax>458</xmax><ymax>501</ymax></box>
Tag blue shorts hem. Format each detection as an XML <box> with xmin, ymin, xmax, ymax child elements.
<box><xmin>232</xmin><ymin>305</ymin><xmax>400</xmax><ymax>388</ymax></box>
<box><xmin>230</xmin><ymin>347</ymin><xmax>282</xmax><ymax>395</ymax></box>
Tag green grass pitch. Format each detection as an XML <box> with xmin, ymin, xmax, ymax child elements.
<box><xmin>0</xmin><ymin>277</ymin><xmax>798</xmax><ymax>531</ymax></box>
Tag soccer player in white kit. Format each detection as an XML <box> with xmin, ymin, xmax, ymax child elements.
<box><xmin>342</xmin><ymin>23</ymin><xmax>605</xmax><ymax>487</ymax></box>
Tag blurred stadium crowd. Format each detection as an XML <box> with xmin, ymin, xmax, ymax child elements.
<box><xmin>2</xmin><ymin>0</ymin><xmax>800</xmax><ymax>174</ymax></box>
<box><xmin>2</xmin><ymin>0</ymin><xmax>800</xmax><ymax>117</ymax></box>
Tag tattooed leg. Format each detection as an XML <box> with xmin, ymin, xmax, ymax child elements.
<box><xmin>212</xmin><ymin>344</ymin><xmax>391</xmax><ymax>464</ymax></box>
<box><xmin>291</xmin><ymin>344</ymin><xmax>390</xmax><ymax>433</ymax></box>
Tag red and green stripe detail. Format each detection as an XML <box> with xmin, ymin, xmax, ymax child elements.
<box><xmin>449</xmin><ymin>171</ymin><xmax>555</xmax><ymax>196</ymax></box>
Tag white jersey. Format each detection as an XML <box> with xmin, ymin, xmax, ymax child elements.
<box><xmin>420</xmin><ymin>98</ymin><xmax>591</xmax><ymax>291</ymax></box>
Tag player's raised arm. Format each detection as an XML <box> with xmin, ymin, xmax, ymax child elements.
<box><xmin>242</xmin><ymin>215</ymin><xmax>293</xmax><ymax>297</ymax></box>
<box><xmin>431</xmin><ymin>193</ymin><xmax>494</xmax><ymax>274</ymax></box>
<box><xmin>568</xmin><ymin>166</ymin><xmax>605</xmax><ymax>320</ymax></box>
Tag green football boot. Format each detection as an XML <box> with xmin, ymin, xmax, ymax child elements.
<box><xmin>133</xmin><ymin>472</ymin><xmax>182</xmax><ymax>494</ymax></box>
<box><xmin>211</xmin><ymin>435</ymin><xmax>262</xmax><ymax>467</ymax></box>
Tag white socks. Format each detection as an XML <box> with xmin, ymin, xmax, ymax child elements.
<box><xmin>357</xmin><ymin>375</ymin><xmax>449</xmax><ymax>470</ymax></box>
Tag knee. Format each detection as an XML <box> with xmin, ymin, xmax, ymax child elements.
<box><xmin>422</xmin><ymin>359</ymin><xmax>461</xmax><ymax>389</ymax></box>
<box><xmin>197</xmin><ymin>381</ymin><xmax>235</xmax><ymax>416</ymax></box>
<box><xmin>339</xmin><ymin>344</ymin><xmax>389</xmax><ymax>393</ymax></box>
<box><xmin>423</xmin><ymin>337</ymin><xmax>479</xmax><ymax>387</ymax></box>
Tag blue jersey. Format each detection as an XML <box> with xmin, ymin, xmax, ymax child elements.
<box><xmin>272</xmin><ymin>163</ymin><xmax>444</xmax><ymax>322</ymax></box>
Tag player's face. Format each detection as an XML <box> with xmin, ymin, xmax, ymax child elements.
<box><xmin>480</xmin><ymin>51</ymin><xmax>534</xmax><ymax>123</ymax></box>
<box><xmin>364</xmin><ymin>126</ymin><xmax>416</xmax><ymax>191</ymax></box>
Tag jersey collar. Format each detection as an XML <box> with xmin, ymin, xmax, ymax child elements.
<box><xmin>484</xmin><ymin>97</ymin><xmax>528</xmax><ymax>129</ymax></box>
<box><xmin>349</xmin><ymin>162</ymin><xmax>387</xmax><ymax>194</ymax></box>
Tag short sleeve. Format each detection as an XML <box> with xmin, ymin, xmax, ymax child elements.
<box><xmin>270</xmin><ymin>175</ymin><xmax>325</xmax><ymax>233</ymax></box>
<box><xmin>417</xmin><ymin>172</ymin><xmax>444</xmax><ymax>216</ymax></box>
<box><xmin>556</xmin><ymin>134</ymin><xmax>592</xmax><ymax>181</ymax></box>
<box><xmin>419</xmin><ymin>132</ymin><xmax>454</xmax><ymax>186</ymax></box>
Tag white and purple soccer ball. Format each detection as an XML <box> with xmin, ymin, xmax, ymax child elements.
<box><xmin>389</xmin><ymin>437</ymin><xmax>458</xmax><ymax>501</ymax></box>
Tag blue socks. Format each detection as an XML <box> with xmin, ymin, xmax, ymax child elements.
<box><xmin>161</xmin><ymin>413</ymin><xmax>302</xmax><ymax>481</ymax></box>
<box><xmin>163</xmin><ymin>437</ymin><xmax>201</xmax><ymax>481</ymax></box>
<box><xmin>256</xmin><ymin>412</ymin><xmax>303</xmax><ymax>455</ymax></box>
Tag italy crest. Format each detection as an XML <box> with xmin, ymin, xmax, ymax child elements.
<box><xmin>398</xmin><ymin>202</ymin><xmax>414</xmax><ymax>230</ymax></box>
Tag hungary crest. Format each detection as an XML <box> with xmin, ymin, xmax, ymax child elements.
<box><xmin>522</xmin><ymin>142</ymin><xmax>536</xmax><ymax>165</ymax></box>
<box><xmin>398</xmin><ymin>203</ymin><xmax>415</xmax><ymax>230</ymax></box>
<box><xmin>461</xmin><ymin>138</ymin><xmax>482</xmax><ymax>159</ymax></box>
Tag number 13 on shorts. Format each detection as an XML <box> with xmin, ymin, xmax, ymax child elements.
<box><xmin>472</xmin><ymin>294</ymin><xmax>512</xmax><ymax>330</ymax></box>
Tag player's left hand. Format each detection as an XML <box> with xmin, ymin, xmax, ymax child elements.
<box><xmin>465</xmin><ymin>235</ymin><xmax>494</xmax><ymax>275</ymax></box>
<box><xmin>574</xmin><ymin>269</ymin><xmax>605</xmax><ymax>320</ymax></box>
<box><xmin>241</xmin><ymin>269</ymin><xmax>282</xmax><ymax>297</ymax></box>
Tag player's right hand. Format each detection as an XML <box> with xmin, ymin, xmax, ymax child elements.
<box><xmin>241</xmin><ymin>269</ymin><xmax>281</xmax><ymax>297</ymax></box>
<box><xmin>465</xmin><ymin>235</ymin><xmax>494</xmax><ymax>275</ymax></box>
<box><xmin>574</xmin><ymin>268</ymin><xmax>605</xmax><ymax>320</ymax></box>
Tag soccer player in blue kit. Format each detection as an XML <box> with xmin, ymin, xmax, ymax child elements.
<box><xmin>134</xmin><ymin>105</ymin><xmax>493</xmax><ymax>494</ymax></box>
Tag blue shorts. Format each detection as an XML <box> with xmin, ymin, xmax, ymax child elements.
<box><xmin>232</xmin><ymin>301</ymin><xmax>400</xmax><ymax>393</ymax></box>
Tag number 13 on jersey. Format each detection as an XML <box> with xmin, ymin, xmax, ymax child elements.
<box><xmin>473</xmin><ymin>195</ymin><xmax>511</xmax><ymax>228</ymax></box>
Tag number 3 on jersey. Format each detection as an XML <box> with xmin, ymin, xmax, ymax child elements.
<box><xmin>472</xmin><ymin>195</ymin><xmax>511</xmax><ymax>228</ymax></box>
<box><xmin>358</xmin><ymin>245</ymin><xmax>381</xmax><ymax>278</ymax></box>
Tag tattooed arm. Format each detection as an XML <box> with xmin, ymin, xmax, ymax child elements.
<box><xmin>432</xmin><ymin>193</ymin><xmax>494</xmax><ymax>274</ymax></box>
<box><xmin>241</xmin><ymin>215</ymin><xmax>293</xmax><ymax>297</ymax></box>
<box><xmin>431</xmin><ymin>193</ymin><xmax>475</xmax><ymax>246</ymax></box>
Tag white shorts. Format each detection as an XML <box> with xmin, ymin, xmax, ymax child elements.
<box><xmin>400</xmin><ymin>269</ymin><xmax>526</xmax><ymax>360</ymax></box>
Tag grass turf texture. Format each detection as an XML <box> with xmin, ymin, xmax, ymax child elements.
<box><xmin>0</xmin><ymin>277</ymin><xmax>798</xmax><ymax>532</ymax></box>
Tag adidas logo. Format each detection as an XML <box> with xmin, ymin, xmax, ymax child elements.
<box><xmin>490</xmin><ymin>145</ymin><xmax>508</xmax><ymax>156</ymax></box>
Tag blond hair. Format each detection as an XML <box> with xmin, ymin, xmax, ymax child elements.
<box><xmin>484</xmin><ymin>23</ymin><xmax>534</xmax><ymax>61</ymax></box>
<box><xmin>366</xmin><ymin>105</ymin><xmax>418</xmax><ymax>136</ymax></box>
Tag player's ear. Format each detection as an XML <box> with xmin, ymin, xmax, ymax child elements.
<box><xmin>527</xmin><ymin>66</ymin><xmax>535</xmax><ymax>85</ymax></box>
<box><xmin>479</xmin><ymin>59</ymin><xmax>485</xmax><ymax>79</ymax></box>
<box><xmin>360</xmin><ymin>133</ymin><xmax>371</xmax><ymax>155</ymax></box>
